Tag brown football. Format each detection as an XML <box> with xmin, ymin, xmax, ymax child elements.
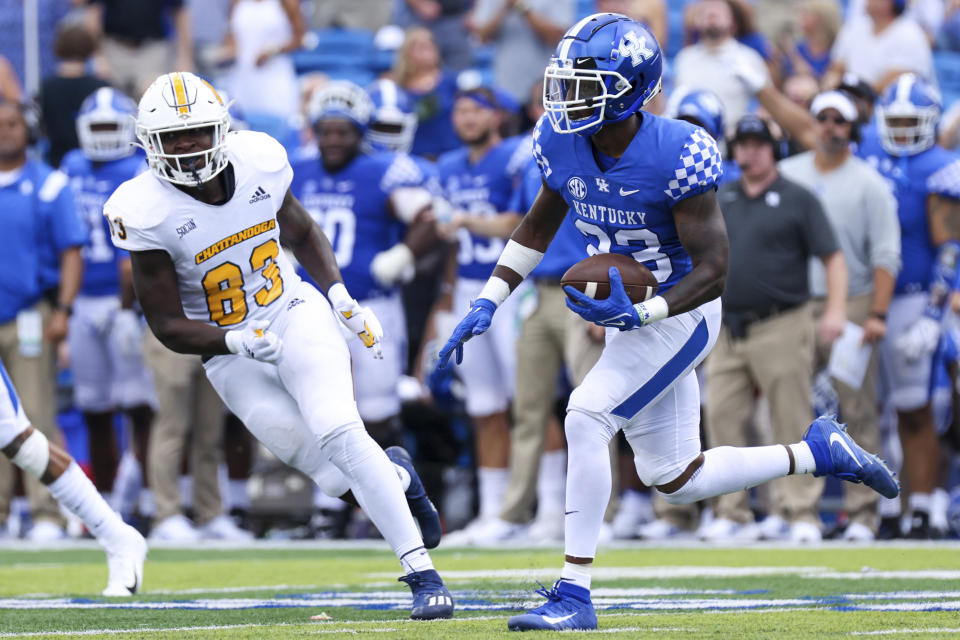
<box><xmin>561</xmin><ymin>253</ymin><xmax>658</xmax><ymax>304</ymax></box>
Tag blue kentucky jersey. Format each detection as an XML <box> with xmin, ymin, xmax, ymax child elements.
<box><xmin>437</xmin><ymin>135</ymin><xmax>529</xmax><ymax>281</ymax></box>
<box><xmin>858</xmin><ymin>130</ymin><xmax>960</xmax><ymax>295</ymax></box>
<box><xmin>60</xmin><ymin>149</ymin><xmax>144</xmax><ymax>297</ymax></box>
<box><xmin>290</xmin><ymin>150</ymin><xmax>426</xmax><ymax>300</ymax></box>
<box><xmin>531</xmin><ymin>113</ymin><xmax>723</xmax><ymax>293</ymax></box>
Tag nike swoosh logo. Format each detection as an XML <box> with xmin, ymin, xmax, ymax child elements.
<box><xmin>125</xmin><ymin>573</ymin><xmax>138</xmax><ymax>595</ymax></box>
<box><xmin>620</xmin><ymin>187</ymin><xmax>640</xmax><ymax>196</ymax></box>
<box><xmin>565</xmin><ymin>510</ymin><xmax>579</xmax><ymax>515</ymax></box>
<box><xmin>829</xmin><ymin>432</ymin><xmax>862</xmax><ymax>468</ymax></box>
<box><xmin>575</xmin><ymin>57</ymin><xmax>592</xmax><ymax>65</ymax></box>
<box><xmin>543</xmin><ymin>613</ymin><xmax>578</xmax><ymax>624</ymax></box>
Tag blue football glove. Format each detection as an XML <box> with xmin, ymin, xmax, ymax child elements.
<box><xmin>564</xmin><ymin>266</ymin><xmax>642</xmax><ymax>331</ymax></box>
<box><xmin>437</xmin><ymin>298</ymin><xmax>497</xmax><ymax>367</ymax></box>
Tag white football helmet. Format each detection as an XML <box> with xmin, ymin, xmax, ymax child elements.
<box><xmin>135</xmin><ymin>72</ymin><xmax>231</xmax><ymax>186</ymax></box>
<box><xmin>876</xmin><ymin>73</ymin><xmax>941</xmax><ymax>156</ymax></box>
<box><xmin>76</xmin><ymin>87</ymin><xmax>137</xmax><ymax>162</ymax></box>
<box><xmin>307</xmin><ymin>80</ymin><xmax>373</xmax><ymax>129</ymax></box>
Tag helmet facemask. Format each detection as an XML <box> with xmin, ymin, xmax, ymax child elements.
<box><xmin>137</xmin><ymin>116</ymin><xmax>230</xmax><ymax>186</ymax></box>
<box><xmin>877</xmin><ymin>108</ymin><xmax>938</xmax><ymax>156</ymax></box>
<box><xmin>77</xmin><ymin>116</ymin><xmax>136</xmax><ymax>162</ymax></box>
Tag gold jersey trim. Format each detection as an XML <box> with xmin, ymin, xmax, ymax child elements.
<box><xmin>194</xmin><ymin>219</ymin><xmax>277</xmax><ymax>265</ymax></box>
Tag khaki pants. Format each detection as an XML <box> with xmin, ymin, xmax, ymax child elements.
<box><xmin>499</xmin><ymin>282</ymin><xmax>605</xmax><ymax>524</ymax></box>
<box><xmin>144</xmin><ymin>331</ymin><xmax>223</xmax><ymax>525</ymax></box>
<box><xmin>811</xmin><ymin>293</ymin><xmax>880</xmax><ymax>532</ymax></box>
<box><xmin>706</xmin><ymin>304</ymin><xmax>816</xmax><ymax>524</ymax></box>
<box><xmin>101</xmin><ymin>37</ymin><xmax>171</xmax><ymax>98</ymax></box>
<box><xmin>0</xmin><ymin>301</ymin><xmax>65</xmax><ymax>527</ymax></box>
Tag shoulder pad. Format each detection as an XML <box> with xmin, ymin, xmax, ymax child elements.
<box><xmin>664</xmin><ymin>126</ymin><xmax>723</xmax><ymax>203</ymax></box>
<box><xmin>227</xmin><ymin>130</ymin><xmax>290</xmax><ymax>175</ymax></box>
<box><xmin>103</xmin><ymin>172</ymin><xmax>171</xmax><ymax>229</ymax></box>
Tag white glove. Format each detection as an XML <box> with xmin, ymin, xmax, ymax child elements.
<box><xmin>111</xmin><ymin>309</ymin><xmax>143</xmax><ymax>359</ymax></box>
<box><xmin>370</xmin><ymin>243</ymin><xmax>415</xmax><ymax>288</ymax></box>
<box><xmin>730</xmin><ymin>52</ymin><xmax>770</xmax><ymax>94</ymax></box>
<box><xmin>327</xmin><ymin>282</ymin><xmax>384</xmax><ymax>359</ymax></box>
<box><xmin>895</xmin><ymin>316</ymin><xmax>940</xmax><ymax>362</ymax></box>
<box><xmin>224</xmin><ymin>320</ymin><xmax>283</xmax><ymax>363</ymax></box>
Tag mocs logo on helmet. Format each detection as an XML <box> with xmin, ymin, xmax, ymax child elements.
<box><xmin>136</xmin><ymin>71</ymin><xmax>232</xmax><ymax>186</ymax></box>
<box><xmin>543</xmin><ymin>13</ymin><xmax>663</xmax><ymax>136</ymax></box>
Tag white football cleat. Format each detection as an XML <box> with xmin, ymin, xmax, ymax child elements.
<box><xmin>788</xmin><ymin>521</ymin><xmax>822</xmax><ymax>544</ymax></box>
<box><xmin>102</xmin><ymin>525</ymin><xmax>147</xmax><ymax>597</ymax></box>
<box><xmin>26</xmin><ymin>520</ymin><xmax>66</xmax><ymax>542</ymax></box>
<box><xmin>698</xmin><ymin>517</ymin><xmax>760</xmax><ymax>543</ymax></box>
<box><xmin>757</xmin><ymin>514</ymin><xmax>789</xmax><ymax>540</ymax></box>
<box><xmin>841</xmin><ymin>522</ymin><xmax>875</xmax><ymax>542</ymax></box>
<box><xmin>198</xmin><ymin>514</ymin><xmax>253</xmax><ymax>541</ymax></box>
<box><xmin>149</xmin><ymin>514</ymin><xmax>201</xmax><ymax>543</ymax></box>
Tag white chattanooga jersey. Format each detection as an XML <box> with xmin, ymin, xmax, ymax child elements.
<box><xmin>104</xmin><ymin>130</ymin><xmax>301</xmax><ymax>329</ymax></box>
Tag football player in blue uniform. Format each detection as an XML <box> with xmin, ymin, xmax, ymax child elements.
<box><xmin>431</xmin><ymin>87</ymin><xmax>531</xmax><ymax>540</ymax></box>
<box><xmin>290</xmin><ymin>80</ymin><xmax>439</xmax><ymax>447</ymax></box>
<box><xmin>669</xmin><ymin>87</ymin><xmax>740</xmax><ymax>185</ymax></box>
<box><xmin>60</xmin><ymin>87</ymin><xmax>156</xmax><ymax>501</ymax></box>
<box><xmin>438</xmin><ymin>14</ymin><xmax>900</xmax><ymax>630</ymax></box>
<box><xmin>859</xmin><ymin>73</ymin><xmax>960</xmax><ymax>538</ymax></box>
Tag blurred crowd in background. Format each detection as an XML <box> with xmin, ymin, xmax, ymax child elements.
<box><xmin>2</xmin><ymin>0</ymin><xmax>960</xmax><ymax>547</ymax></box>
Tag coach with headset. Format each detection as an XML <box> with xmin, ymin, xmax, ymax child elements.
<box><xmin>704</xmin><ymin>114</ymin><xmax>848</xmax><ymax>543</ymax></box>
<box><xmin>0</xmin><ymin>99</ymin><xmax>86</xmax><ymax>540</ymax></box>
<box><xmin>777</xmin><ymin>90</ymin><xmax>901</xmax><ymax>542</ymax></box>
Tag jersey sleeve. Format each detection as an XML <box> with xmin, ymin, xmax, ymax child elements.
<box><xmin>663</xmin><ymin>127</ymin><xmax>724</xmax><ymax>204</ymax></box>
<box><xmin>102</xmin><ymin>188</ymin><xmax>165</xmax><ymax>253</ymax></box>
<box><xmin>926</xmin><ymin>157</ymin><xmax>960</xmax><ymax>200</ymax></box>
<box><xmin>380</xmin><ymin>154</ymin><xmax>425</xmax><ymax>192</ymax></box>
<box><xmin>39</xmin><ymin>170</ymin><xmax>88</xmax><ymax>251</ymax></box>
<box><xmin>532</xmin><ymin>116</ymin><xmax>560</xmax><ymax>192</ymax></box>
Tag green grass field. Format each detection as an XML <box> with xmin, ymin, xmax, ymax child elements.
<box><xmin>1</xmin><ymin>542</ymin><xmax>959</xmax><ymax>639</ymax></box>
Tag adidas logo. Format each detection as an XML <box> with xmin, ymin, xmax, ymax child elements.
<box><xmin>249</xmin><ymin>186</ymin><xmax>271</xmax><ymax>204</ymax></box>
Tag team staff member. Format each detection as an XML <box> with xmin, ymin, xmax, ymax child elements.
<box><xmin>0</xmin><ymin>99</ymin><xmax>86</xmax><ymax>540</ymax></box>
<box><xmin>706</xmin><ymin>115</ymin><xmax>848</xmax><ymax>543</ymax></box>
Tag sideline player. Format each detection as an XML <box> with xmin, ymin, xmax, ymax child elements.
<box><xmin>291</xmin><ymin>80</ymin><xmax>437</xmax><ymax>446</ymax></box>
<box><xmin>860</xmin><ymin>73</ymin><xmax>960</xmax><ymax>538</ymax></box>
<box><xmin>61</xmin><ymin>87</ymin><xmax>156</xmax><ymax>501</ymax></box>
<box><xmin>438</xmin><ymin>14</ymin><xmax>899</xmax><ymax>631</ymax></box>
<box><xmin>103</xmin><ymin>72</ymin><xmax>452</xmax><ymax>619</ymax></box>
<box><xmin>0</xmin><ymin>358</ymin><xmax>146</xmax><ymax>595</ymax></box>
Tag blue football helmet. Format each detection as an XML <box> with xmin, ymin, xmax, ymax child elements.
<box><xmin>876</xmin><ymin>73</ymin><xmax>941</xmax><ymax>156</ymax></box>
<box><xmin>364</xmin><ymin>78</ymin><xmax>418</xmax><ymax>153</ymax></box>
<box><xmin>669</xmin><ymin>87</ymin><xmax>725</xmax><ymax>142</ymax></box>
<box><xmin>307</xmin><ymin>80</ymin><xmax>373</xmax><ymax>131</ymax></box>
<box><xmin>76</xmin><ymin>87</ymin><xmax>138</xmax><ymax>161</ymax></box>
<box><xmin>543</xmin><ymin>12</ymin><xmax>663</xmax><ymax>136</ymax></box>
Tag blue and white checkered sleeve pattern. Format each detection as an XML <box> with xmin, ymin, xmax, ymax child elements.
<box><xmin>927</xmin><ymin>158</ymin><xmax>960</xmax><ymax>200</ymax></box>
<box><xmin>532</xmin><ymin>117</ymin><xmax>553</xmax><ymax>180</ymax></box>
<box><xmin>380</xmin><ymin>154</ymin><xmax>425</xmax><ymax>192</ymax></box>
<box><xmin>663</xmin><ymin>128</ymin><xmax>723</xmax><ymax>203</ymax></box>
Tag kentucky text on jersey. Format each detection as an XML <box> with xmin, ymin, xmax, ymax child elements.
<box><xmin>194</xmin><ymin>219</ymin><xmax>277</xmax><ymax>264</ymax></box>
<box><xmin>568</xmin><ymin>201</ymin><xmax>648</xmax><ymax>226</ymax></box>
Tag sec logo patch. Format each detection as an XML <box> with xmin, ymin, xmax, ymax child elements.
<box><xmin>567</xmin><ymin>176</ymin><xmax>587</xmax><ymax>199</ymax></box>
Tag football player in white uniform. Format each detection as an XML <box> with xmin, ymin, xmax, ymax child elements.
<box><xmin>104</xmin><ymin>72</ymin><xmax>452</xmax><ymax>619</ymax></box>
<box><xmin>0</xmin><ymin>358</ymin><xmax>146</xmax><ymax>596</ymax></box>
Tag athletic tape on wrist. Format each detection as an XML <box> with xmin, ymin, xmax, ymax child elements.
<box><xmin>478</xmin><ymin>276</ymin><xmax>511</xmax><ymax>307</ymax></box>
<box><xmin>497</xmin><ymin>239</ymin><xmax>544</xmax><ymax>279</ymax></box>
<box><xmin>11</xmin><ymin>430</ymin><xmax>50</xmax><ymax>480</ymax></box>
<box><xmin>633</xmin><ymin>296</ymin><xmax>669</xmax><ymax>326</ymax></box>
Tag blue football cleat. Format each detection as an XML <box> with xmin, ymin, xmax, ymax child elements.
<box><xmin>398</xmin><ymin>569</ymin><xmax>454</xmax><ymax>619</ymax></box>
<box><xmin>507</xmin><ymin>580</ymin><xmax>598</xmax><ymax>631</ymax></box>
<box><xmin>385</xmin><ymin>446</ymin><xmax>442</xmax><ymax>549</ymax></box>
<box><xmin>803</xmin><ymin>415</ymin><xmax>900</xmax><ymax>499</ymax></box>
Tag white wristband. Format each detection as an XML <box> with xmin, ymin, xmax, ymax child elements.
<box><xmin>498</xmin><ymin>239</ymin><xmax>544</xmax><ymax>279</ymax></box>
<box><xmin>633</xmin><ymin>296</ymin><xmax>669</xmax><ymax>326</ymax></box>
<box><xmin>326</xmin><ymin>282</ymin><xmax>352</xmax><ymax>309</ymax></box>
<box><xmin>477</xmin><ymin>276</ymin><xmax>511</xmax><ymax>307</ymax></box>
<box><xmin>224</xmin><ymin>329</ymin><xmax>243</xmax><ymax>355</ymax></box>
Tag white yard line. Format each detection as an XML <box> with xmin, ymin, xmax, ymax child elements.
<box><xmin>849</xmin><ymin>629</ymin><xmax>960</xmax><ymax>636</ymax></box>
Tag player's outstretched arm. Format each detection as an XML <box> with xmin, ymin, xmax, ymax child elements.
<box><xmin>665</xmin><ymin>189</ymin><xmax>729</xmax><ymax>316</ymax></box>
<box><xmin>130</xmin><ymin>249</ymin><xmax>233</xmax><ymax>356</ymax></box>
<box><xmin>277</xmin><ymin>188</ymin><xmax>345</xmax><ymax>292</ymax></box>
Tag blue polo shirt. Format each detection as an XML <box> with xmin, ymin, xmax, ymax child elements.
<box><xmin>0</xmin><ymin>159</ymin><xmax>87</xmax><ymax>324</ymax></box>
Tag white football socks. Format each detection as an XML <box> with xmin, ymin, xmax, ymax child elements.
<box><xmin>787</xmin><ymin>442</ymin><xmax>817</xmax><ymax>475</ymax></box>
<box><xmin>560</xmin><ymin>561</ymin><xmax>592</xmax><ymax>590</ymax></box>
<box><xmin>563</xmin><ymin>411</ymin><xmax>613</xmax><ymax>560</ymax></box>
<box><xmin>477</xmin><ymin>467</ymin><xmax>509</xmax><ymax>521</ymax></box>
<box><xmin>321</xmin><ymin>424</ymin><xmax>432</xmax><ymax>571</ymax></box>
<box><xmin>660</xmin><ymin>445</ymin><xmax>791</xmax><ymax>505</ymax></box>
<box><xmin>47</xmin><ymin>462</ymin><xmax>127</xmax><ymax>551</ymax></box>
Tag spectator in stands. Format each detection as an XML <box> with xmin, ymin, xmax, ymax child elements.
<box><xmin>0</xmin><ymin>55</ymin><xmax>21</xmax><ymax>102</ymax></box>
<box><xmin>38</xmin><ymin>20</ymin><xmax>109</xmax><ymax>168</ymax></box>
<box><xmin>467</xmin><ymin>0</ymin><xmax>574</xmax><ymax>104</ymax></box>
<box><xmin>398</xmin><ymin>0</ymin><xmax>475</xmax><ymax>71</ymax></box>
<box><xmin>777</xmin><ymin>0</ymin><xmax>842</xmax><ymax>81</ymax></box>
<box><xmin>705</xmin><ymin>115</ymin><xmax>847</xmax><ymax>543</ymax></box>
<box><xmin>825</xmin><ymin>0</ymin><xmax>932</xmax><ymax>92</ymax></box>
<box><xmin>596</xmin><ymin>0</ymin><xmax>667</xmax><ymax>49</ymax></box>
<box><xmin>674</xmin><ymin>0</ymin><xmax>770</xmax><ymax>136</ymax></box>
<box><xmin>311</xmin><ymin>0</ymin><xmax>392</xmax><ymax>33</ymax></box>
<box><xmin>187</xmin><ymin>0</ymin><xmax>232</xmax><ymax>84</ymax></box>
<box><xmin>84</xmin><ymin>0</ymin><xmax>194</xmax><ymax>98</ymax></box>
<box><xmin>778</xmin><ymin>90</ymin><xmax>900</xmax><ymax>542</ymax></box>
<box><xmin>392</xmin><ymin>26</ymin><xmax>461</xmax><ymax>159</ymax></box>
<box><xmin>225</xmin><ymin>0</ymin><xmax>305</xmax><ymax>143</ymax></box>
<box><xmin>940</xmin><ymin>0</ymin><xmax>960</xmax><ymax>51</ymax></box>
<box><xmin>0</xmin><ymin>100</ymin><xmax>86</xmax><ymax>541</ymax></box>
